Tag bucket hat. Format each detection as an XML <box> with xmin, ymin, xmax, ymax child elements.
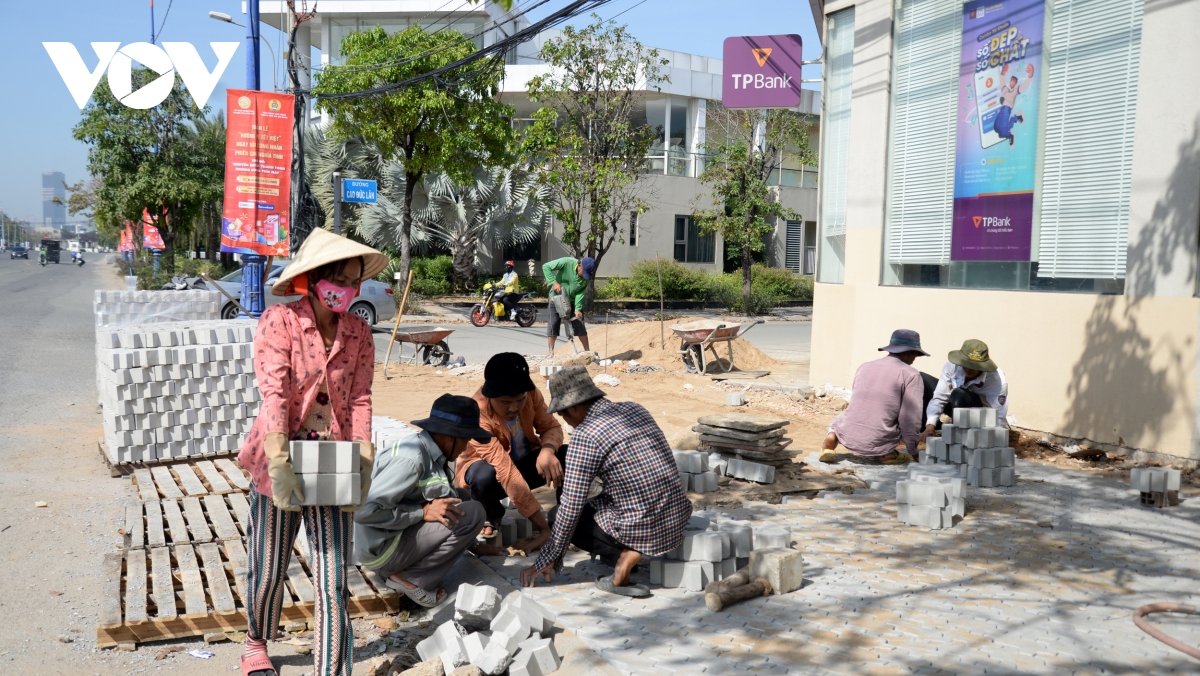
<box><xmin>481</xmin><ymin>352</ymin><xmax>536</xmax><ymax>398</ymax></box>
<box><xmin>546</xmin><ymin>365</ymin><xmax>607</xmax><ymax>414</ymax></box>
<box><xmin>948</xmin><ymin>339</ymin><xmax>998</xmax><ymax>372</ymax></box>
<box><xmin>878</xmin><ymin>329</ymin><xmax>929</xmax><ymax>356</ymax></box>
<box><xmin>410</xmin><ymin>394</ymin><xmax>493</xmax><ymax>442</ymax></box>
<box><xmin>272</xmin><ymin>228</ymin><xmax>390</xmax><ymax>297</ymax></box>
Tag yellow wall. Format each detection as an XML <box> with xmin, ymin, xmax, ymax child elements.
<box><xmin>812</xmin><ymin>276</ymin><xmax>1200</xmax><ymax>461</ymax></box>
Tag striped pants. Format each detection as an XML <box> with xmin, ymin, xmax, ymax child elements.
<box><xmin>245</xmin><ymin>487</ymin><xmax>353</xmax><ymax>676</ymax></box>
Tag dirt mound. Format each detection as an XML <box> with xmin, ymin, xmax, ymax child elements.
<box><xmin>588</xmin><ymin>317</ymin><xmax>781</xmax><ymax>372</ymax></box>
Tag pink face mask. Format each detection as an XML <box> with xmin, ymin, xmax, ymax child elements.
<box><xmin>315</xmin><ymin>278</ymin><xmax>355</xmax><ymax>313</ymax></box>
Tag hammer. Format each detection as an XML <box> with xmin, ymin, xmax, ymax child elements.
<box><xmin>705</xmin><ymin>577</ymin><xmax>773</xmax><ymax>612</ymax></box>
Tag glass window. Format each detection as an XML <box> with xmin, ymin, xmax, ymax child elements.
<box><xmin>816</xmin><ymin>8</ymin><xmax>855</xmax><ymax>284</ymax></box>
<box><xmin>644</xmin><ymin>97</ymin><xmax>667</xmax><ymax>174</ymax></box>
<box><xmin>330</xmin><ymin>19</ymin><xmax>356</xmax><ymax>64</ymax></box>
<box><xmin>668</xmin><ymin>100</ymin><xmax>689</xmax><ymax>176</ymax></box>
<box><xmin>673</xmin><ymin>216</ymin><xmax>714</xmax><ymax>263</ymax></box>
<box><xmin>629</xmin><ymin>212</ymin><xmax>638</xmax><ymax>246</ymax></box>
<box><xmin>504</xmin><ymin>238</ymin><xmax>540</xmax><ymax>262</ymax></box>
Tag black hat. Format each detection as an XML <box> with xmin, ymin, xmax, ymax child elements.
<box><xmin>411</xmin><ymin>394</ymin><xmax>493</xmax><ymax>442</ymax></box>
<box><xmin>878</xmin><ymin>329</ymin><xmax>930</xmax><ymax>356</ymax></box>
<box><xmin>481</xmin><ymin>353</ymin><xmax>536</xmax><ymax>398</ymax></box>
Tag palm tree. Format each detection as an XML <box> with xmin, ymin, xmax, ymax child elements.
<box><xmin>422</xmin><ymin>166</ymin><xmax>550</xmax><ymax>291</ymax></box>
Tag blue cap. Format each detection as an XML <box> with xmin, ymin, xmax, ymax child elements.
<box><xmin>580</xmin><ymin>257</ymin><xmax>597</xmax><ymax>280</ymax></box>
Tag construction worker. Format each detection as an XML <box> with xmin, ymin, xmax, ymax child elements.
<box><xmin>920</xmin><ymin>339</ymin><xmax>1010</xmax><ymax>443</ymax></box>
<box><xmin>543</xmin><ymin>256</ymin><xmax>595</xmax><ymax>354</ymax></box>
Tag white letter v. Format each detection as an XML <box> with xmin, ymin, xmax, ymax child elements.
<box><xmin>163</xmin><ymin>42</ymin><xmax>240</xmax><ymax>109</ymax></box>
<box><xmin>43</xmin><ymin>42</ymin><xmax>120</xmax><ymax>109</ymax></box>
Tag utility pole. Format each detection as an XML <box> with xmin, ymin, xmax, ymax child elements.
<box><xmin>150</xmin><ymin>0</ymin><xmax>155</xmax><ymax>44</ymax></box>
<box><xmin>238</xmin><ymin>0</ymin><xmax>267</xmax><ymax>318</ymax></box>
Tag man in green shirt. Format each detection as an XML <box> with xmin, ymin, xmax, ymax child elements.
<box><xmin>542</xmin><ymin>256</ymin><xmax>595</xmax><ymax>354</ymax></box>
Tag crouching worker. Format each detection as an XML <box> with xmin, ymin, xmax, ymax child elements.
<box><xmin>519</xmin><ymin>367</ymin><xmax>691</xmax><ymax>597</ymax></box>
<box><xmin>456</xmin><ymin>353</ymin><xmax>565</xmax><ymax>551</ymax></box>
<box><xmin>820</xmin><ymin>329</ymin><xmax>927</xmax><ymax>465</ymax></box>
<box><xmin>355</xmin><ymin>395</ymin><xmax>493</xmax><ymax>608</ymax></box>
<box><xmin>920</xmin><ymin>339</ymin><xmax>1009</xmax><ymax>444</ymax></box>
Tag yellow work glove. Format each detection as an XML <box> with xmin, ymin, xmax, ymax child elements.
<box><xmin>264</xmin><ymin>432</ymin><xmax>304</xmax><ymax>512</ymax></box>
<box><xmin>341</xmin><ymin>441</ymin><xmax>374</xmax><ymax>513</ymax></box>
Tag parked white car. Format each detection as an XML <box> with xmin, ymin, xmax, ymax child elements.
<box><xmin>211</xmin><ymin>262</ymin><xmax>396</xmax><ymax>325</ymax></box>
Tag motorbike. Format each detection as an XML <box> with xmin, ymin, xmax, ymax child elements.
<box><xmin>161</xmin><ymin>275</ymin><xmax>208</xmax><ymax>291</ymax></box>
<box><xmin>39</xmin><ymin>254</ymin><xmax>46</xmax><ymax>267</ymax></box>
<box><xmin>73</xmin><ymin>252</ymin><xmax>85</xmax><ymax>267</ymax></box>
<box><xmin>470</xmin><ymin>282</ymin><xmax>537</xmax><ymax>327</ymax></box>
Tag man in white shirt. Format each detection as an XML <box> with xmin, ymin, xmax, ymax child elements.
<box><xmin>920</xmin><ymin>339</ymin><xmax>1009</xmax><ymax>444</ymax></box>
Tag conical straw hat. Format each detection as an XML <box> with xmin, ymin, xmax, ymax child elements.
<box><xmin>272</xmin><ymin>228</ymin><xmax>390</xmax><ymax>296</ymax></box>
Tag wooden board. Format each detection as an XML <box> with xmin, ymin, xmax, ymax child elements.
<box><xmin>124</xmin><ymin>502</ymin><xmax>144</xmax><ymax>549</ymax></box>
<box><xmin>131</xmin><ymin>459</ymin><xmax>252</xmax><ymax>501</ymax></box>
<box><xmin>161</xmin><ymin>499</ymin><xmax>190</xmax><ymax>546</ymax></box>
<box><xmin>203</xmin><ymin>495</ymin><xmax>242</xmax><ymax>541</ymax></box>
<box><xmin>145</xmin><ymin>500</ymin><xmax>166</xmax><ymax>548</ymax></box>
<box><xmin>180</xmin><ymin>497</ymin><xmax>213</xmax><ymax>543</ymax></box>
<box><xmin>96</xmin><ymin>542</ymin><xmax>401</xmax><ymax>648</ymax></box>
<box><xmin>124</xmin><ymin>495</ymin><xmax>249</xmax><ymax>549</ymax></box>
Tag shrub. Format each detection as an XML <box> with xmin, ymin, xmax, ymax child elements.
<box><xmin>410</xmin><ymin>256</ymin><xmax>454</xmax><ymax>296</ymax></box>
<box><xmin>597</xmin><ymin>259</ymin><xmax>711</xmax><ymax>301</ymax></box>
<box><xmin>709</xmin><ymin>277</ymin><xmax>779</xmax><ymax>315</ymax></box>
<box><xmin>748</xmin><ymin>264</ymin><xmax>812</xmax><ymax>300</ymax></box>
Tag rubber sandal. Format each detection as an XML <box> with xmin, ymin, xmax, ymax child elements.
<box><xmin>240</xmin><ymin>652</ymin><xmax>276</xmax><ymax>676</ymax></box>
<box><xmin>881</xmin><ymin>452</ymin><xmax>913</xmax><ymax>465</ymax></box>
<box><xmin>385</xmin><ymin>579</ymin><xmax>442</xmax><ymax>607</ymax></box>
<box><xmin>595</xmin><ymin>575</ymin><xmax>650</xmax><ymax>597</ymax></box>
<box><xmin>818</xmin><ymin>451</ymin><xmax>838</xmax><ymax>463</ymax></box>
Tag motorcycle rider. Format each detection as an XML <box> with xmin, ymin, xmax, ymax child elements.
<box><xmin>38</xmin><ymin>243</ymin><xmax>47</xmax><ymax>265</ymax></box>
<box><xmin>495</xmin><ymin>260</ymin><xmax>519</xmax><ymax>318</ymax></box>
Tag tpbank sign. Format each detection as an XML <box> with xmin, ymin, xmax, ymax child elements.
<box><xmin>722</xmin><ymin>35</ymin><xmax>803</xmax><ymax>109</ymax></box>
<box><xmin>44</xmin><ymin>42</ymin><xmax>240</xmax><ymax>109</ymax></box>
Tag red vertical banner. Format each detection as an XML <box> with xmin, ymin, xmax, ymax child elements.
<box><xmin>221</xmin><ymin>89</ymin><xmax>295</xmax><ymax>256</ymax></box>
<box><xmin>119</xmin><ymin>222</ymin><xmax>134</xmax><ymax>252</ymax></box>
<box><xmin>142</xmin><ymin>210</ymin><xmax>166</xmax><ymax>249</ymax></box>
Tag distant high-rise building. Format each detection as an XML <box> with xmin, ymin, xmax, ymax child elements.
<box><xmin>43</xmin><ymin>171</ymin><xmax>66</xmax><ymax>229</ymax></box>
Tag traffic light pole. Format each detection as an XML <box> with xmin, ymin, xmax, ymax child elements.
<box><xmin>238</xmin><ymin>0</ymin><xmax>267</xmax><ymax>318</ymax></box>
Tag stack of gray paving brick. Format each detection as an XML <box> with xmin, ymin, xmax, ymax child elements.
<box><xmin>896</xmin><ymin>468</ymin><xmax>967</xmax><ymax>529</ymax></box>
<box><xmin>97</xmin><ymin>320</ymin><xmax>259</xmax><ymax>465</ymax></box>
<box><xmin>372</xmin><ymin>415</ymin><xmax>415</xmax><ymax>451</ymax></box>
<box><xmin>93</xmin><ymin>289</ymin><xmax>221</xmax><ymax>328</ymax></box>
<box><xmin>1131</xmin><ymin>467</ymin><xmax>1182</xmax><ymax>507</ymax></box>
<box><xmin>649</xmin><ymin>512</ymin><xmax>785</xmax><ymax>591</ymax></box>
<box><xmin>921</xmin><ymin>407</ymin><xmax>1015</xmax><ymax>487</ymax></box>
<box><xmin>672</xmin><ymin>450</ymin><xmax>719</xmax><ymax>493</ymax></box>
<box><xmin>417</xmin><ymin>584</ymin><xmax>560</xmax><ymax>676</ymax></box>
<box><xmin>290</xmin><ymin>440</ymin><xmax>361</xmax><ymax>506</ymax></box>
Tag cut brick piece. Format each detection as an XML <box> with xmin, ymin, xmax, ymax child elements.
<box><xmin>514</xmin><ymin>637</ymin><xmax>560</xmax><ymax>676</ymax></box>
<box><xmin>453</xmin><ymin>583</ymin><xmax>502</xmax><ymax>631</ymax></box>
<box><xmin>750</xmin><ymin>547</ymin><xmax>804</xmax><ymax>595</ymax></box>
<box><xmin>502</xmin><ymin>594</ymin><xmax>556</xmax><ymax>635</ymax></box>
<box><xmin>461</xmin><ymin>632</ymin><xmax>489</xmax><ymax>666</ymax></box>
<box><xmin>682</xmin><ymin>561</ymin><xmax>714</xmax><ymax>591</ymax></box>
<box><xmin>753</xmin><ymin>524</ymin><xmax>791</xmax><ymax>549</ymax></box>
<box><xmin>488</xmin><ymin>608</ymin><xmax>531</xmax><ymax>643</ymax></box>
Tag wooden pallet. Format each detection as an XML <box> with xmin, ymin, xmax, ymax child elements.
<box><xmin>122</xmin><ymin>492</ymin><xmax>251</xmax><ymax>549</ymax></box>
<box><xmin>130</xmin><ymin>459</ymin><xmax>252</xmax><ymax>501</ymax></box>
<box><xmin>97</xmin><ymin>438</ymin><xmax>238</xmax><ymax>477</ymax></box>
<box><xmin>97</xmin><ymin>531</ymin><xmax>400</xmax><ymax>647</ymax></box>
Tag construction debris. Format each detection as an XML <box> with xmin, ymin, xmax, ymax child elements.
<box><xmin>417</xmin><ymin>589</ymin><xmax>558</xmax><ymax>676</ymax></box>
<box><xmin>1131</xmin><ymin>467</ymin><xmax>1182</xmax><ymax>507</ymax></box>
<box><xmin>896</xmin><ymin>468</ymin><xmax>967</xmax><ymax>529</ymax></box>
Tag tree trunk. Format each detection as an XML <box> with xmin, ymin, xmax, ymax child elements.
<box><xmin>400</xmin><ymin>171</ymin><xmax>417</xmax><ymax>296</ymax></box>
<box><xmin>452</xmin><ymin>237</ymin><xmax>477</xmax><ymax>291</ymax></box>
<box><xmin>160</xmin><ymin>207</ymin><xmax>175</xmax><ymax>274</ymax></box>
<box><xmin>741</xmin><ymin>242</ymin><xmax>753</xmax><ymax>314</ymax></box>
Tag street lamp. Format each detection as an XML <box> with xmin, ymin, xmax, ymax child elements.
<box><xmin>208</xmin><ymin>11</ymin><xmax>278</xmax><ymax>88</ymax></box>
<box><xmin>208</xmin><ymin>11</ymin><xmax>241</xmax><ymax>26</ymax></box>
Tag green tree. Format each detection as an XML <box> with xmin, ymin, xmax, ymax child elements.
<box><xmin>72</xmin><ymin>68</ymin><xmax>224</xmax><ymax>272</ymax></box>
<box><xmin>522</xmin><ymin>16</ymin><xmax>666</xmax><ymax>303</ymax></box>
<box><xmin>694</xmin><ymin>102</ymin><xmax>817</xmax><ymax>313</ymax></box>
<box><xmin>314</xmin><ymin>25</ymin><xmax>514</xmax><ymax>289</ymax></box>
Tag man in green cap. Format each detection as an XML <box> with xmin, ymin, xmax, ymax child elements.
<box><xmin>920</xmin><ymin>339</ymin><xmax>1009</xmax><ymax>443</ymax></box>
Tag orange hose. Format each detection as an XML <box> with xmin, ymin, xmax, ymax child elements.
<box><xmin>1132</xmin><ymin>602</ymin><xmax>1200</xmax><ymax>660</ymax></box>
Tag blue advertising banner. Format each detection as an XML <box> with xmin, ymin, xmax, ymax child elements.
<box><xmin>950</xmin><ymin>0</ymin><xmax>1045</xmax><ymax>261</ymax></box>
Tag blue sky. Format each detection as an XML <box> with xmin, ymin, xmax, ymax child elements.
<box><xmin>0</xmin><ymin>0</ymin><xmax>819</xmax><ymax>223</ymax></box>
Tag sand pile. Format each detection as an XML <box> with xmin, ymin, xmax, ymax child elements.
<box><xmin>585</xmin><ymin>317</ymin><xmax>781</xmax><ymax>371</ymax></box>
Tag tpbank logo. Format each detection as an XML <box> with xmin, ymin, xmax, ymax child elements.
<box><xmin>43</xmin><ymin>42</ymin><xmax>240</xmax><ymax>110</ymax></box>
<box><xmin>731</xmin><ymin>45</ymin><xmax>793</xmax><ymax>91</ymax></box>
<box><xmin>973</xmin><ymin>216</ymin><xmax>1011</xmax><ymax>228</ymax></box>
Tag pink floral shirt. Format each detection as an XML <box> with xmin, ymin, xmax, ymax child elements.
<box><xmin>238</xmin><ymin>299</ymin><xmax>375</xmax><ymax>497</ymax></box>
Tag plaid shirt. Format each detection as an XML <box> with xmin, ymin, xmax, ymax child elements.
<box><xmin>533</xmin><ymin>398</ymin><xmax>692</xmax><ymax>571</ymax></box>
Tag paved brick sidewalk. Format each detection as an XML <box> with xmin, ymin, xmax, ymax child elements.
<box><xmin>480</xmin><ymin>460</ymin><xmax>1200</xmax><ymax>674</ymax></box>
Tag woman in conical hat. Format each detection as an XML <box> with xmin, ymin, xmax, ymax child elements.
<box><xmin>236</xmin><ymin>228</ymin><xmax>388</xmax><ymax>676</ymax></box>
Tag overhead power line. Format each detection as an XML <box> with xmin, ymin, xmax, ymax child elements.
<box><xmin>311</xmin><ymin>0</ymin><xmax>616</xmax><ymax>100</ymax></box>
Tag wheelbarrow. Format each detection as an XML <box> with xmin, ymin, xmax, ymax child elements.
<box><xmin>669</xmin><ymin>319</ymin><xmax>765</xmax><ymax>374</ymax></box>
<box><xmin>385</xmin><ymin>326</ymin><xmax>455</xmax><ymax>371</ymax></box>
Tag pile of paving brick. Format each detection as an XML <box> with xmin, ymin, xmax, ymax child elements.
<box><xmin>648</xmin><ymin>511</ymin><xmax>799</xmax><ymax>592</ymax></box>
<box><xmin>93</xmin><ymin>289</ymin><xmax>222</xmax><ymax>328</ymax></box>
<box><xmin>693</xmin><ymin>413</ymin><xmax>792</xmax><ymax>464</ymax></box>
<box><xmin>1131</xmin><ymin>466</ymin><xmax>1182</xmax><ymax>507</ymax></box>
<box><xmin>97</xmin><ymin>319</ymin><xmax>259</xmax><ymax>465</ymax></box>
<box><xmin>672</xmin><ymin>449</ymin><xmax>776</xmax><ymax>492</ymax></box>
<box><xmin>372</xmin><ymin>415</ymin><xmax>416</xmax><ymax>451</ymax></box>
<box><xmin>921</xmin><ymin>408</ymin><xmax>1016</xmax><ymax>487</ymax></box>
<box><xmin>895</xmin><ymin>466</ymin><xmax>967</xmax><ymax>529</ymax></box>
<box><xmin>289</xmin><ymin>440</ymin><xmax>362</xmax><ymax>506</ymax></box>
<box><xmin>418</xmin><ymin>585</ymin><xmax>561</xmax><ymax>676</ymax></box>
